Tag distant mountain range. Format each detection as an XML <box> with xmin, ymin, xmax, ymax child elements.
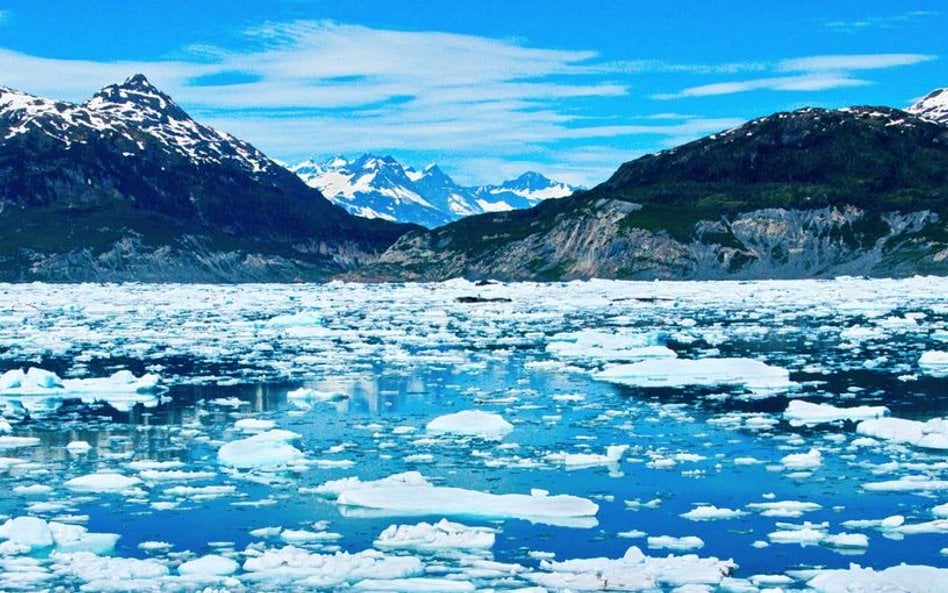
<box><xmin>0</xmin><ymin>74</ymin><xmax>411</xmax><ymax>281</ymax></box>
<box><xmin>358</xmin><ymin>90</ymin><xmax>948</xmax><ymax>281</ymax></box>
<box><xmin>290</xmin><ymin>155</ymin><xmax>578</xmax><ymax>227</ymax></box>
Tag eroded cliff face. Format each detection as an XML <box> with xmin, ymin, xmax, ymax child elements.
<box><xmin>0</xmin><ymin>236</ymin><xmax>340</xmax><ymax>282</ymax></box>
<box><xmin>362</xmin><ymin>203</ymin><xmax>946</xmax><ymax>281</ymax></box>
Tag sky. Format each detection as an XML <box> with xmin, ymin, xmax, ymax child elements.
<box><xmin>0</xmin><ymin>1</ymin><xmax>944</xmax><ymax>186</ymax></box>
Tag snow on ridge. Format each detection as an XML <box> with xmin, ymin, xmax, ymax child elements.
<box><xmin>908</xmin><ymin>87</ymin><xmax>948</xmax><ymax>125</ymax></box>
<box><xmin>290</xmin><ymin>154</ymin><xmax>577</xmax><ymax>227</ymax></box>
<box><xmin>1</xmin><ymin>75</ymin><xmax>274</xmax><ymax>174</ymax></box>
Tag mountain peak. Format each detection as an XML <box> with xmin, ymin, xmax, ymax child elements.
<box><xmin>908</xmin><ymin>87</ymin><xmax>948</xmax><ymax>125</ymax></box>
<box><xmin>119</xmin><ymin>73</ymin><xmax>159</xmax><ymax>92</ymax></box>
<box><xmin>86</xmin><ymin>74</ymin><xmax>190</xmax><ymax>122</ymax></box>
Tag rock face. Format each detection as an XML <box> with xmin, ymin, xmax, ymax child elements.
<box><xmin>0</xmin><ymin>75</ymin><xmax>414</xmax><ymax>282</ymax></box>
<box><xmin>358</xmin><ymin>104</ymin><xmax>948</xmax><ymax>281</ymax></box>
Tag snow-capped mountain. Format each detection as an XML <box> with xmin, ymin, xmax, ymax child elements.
<box><xmin>908</xmin><ymin>87</ymin><xmax>948</xmax><ymax>125</ymax></box>
<box><xmin>0</xmin><ymin>75</ymin><xmax>411</xmax><ymax>281</ymax></box>
<box><xmin>291</xmin><ymin>155</ymin><xmax>579</xmax><ymax>227</ymax></box>
<box><xmin>1</xmin><ymin>74</ymin><xmax>273</xmax><ymax>175</ymax></box>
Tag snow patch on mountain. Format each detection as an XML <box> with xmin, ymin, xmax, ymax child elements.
<box><xmin>0</xmin><ymin>74</ymin><xmax>273</xmax><ymax>175</ymax></box>
<box><xmin>908</xmin><ymin>87</ymin><xmax>948</xmax><ymax>125</ymax></box>
<box><xmin>291</xmin><ymin>155</ymin><xmax>579</xmax><ymax>227</ymax></box>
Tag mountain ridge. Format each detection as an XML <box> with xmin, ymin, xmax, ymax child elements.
<box><xmin>290</xmin><ymin>154</ymin><xmax>578</xmax><ymax>227</ymax></box>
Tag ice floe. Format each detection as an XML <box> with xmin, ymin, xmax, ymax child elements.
<box><xmin>784</xmin><ymin>400</ymin><xmax>889</xmax><ymax>425</ymax></box>
<box><xmin>856</xmin><ymin>417</ymin><xmax>948</xmax><ymax>450</ymax></box>
<box><xmin>316</xmin><ymin>471</ymin><xmax>598</xmax><ymax>527</ymax></box>
<box><xmin>374</xmin><ymin>519</ymin><xmax>495</xmax><ymax>551</ymax></box>
<box><xmin>217</xmin><ymin>429</ymin><xmax>305</xmax><ymax>469</ymax></box>
<box><xmin>594</xmin><ymin>358</ymin><xmax>793</xmax><ymax>392</ymax></box>
<box><xmin>426</xmin><ymin>410</ymin><xmax>513</xmax><ymax>438</ymax></box>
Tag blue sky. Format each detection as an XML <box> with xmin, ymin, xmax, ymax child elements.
<box><xmin>0</xmin><ymin>1</ymin><xmax>943</xmax><ymax>186</ymax></box>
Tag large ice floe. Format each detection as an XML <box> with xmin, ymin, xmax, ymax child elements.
<box><xmin>856</xmin><ymin>417</ymin><xmax>948</xmax><ymax>450</ymax></box>
<box><xmin>315</xmin><ymin>471</ymin><xmax>599</xmax><ymax>527</ymax></box>
<box><xmin>594</xmin><ymin>357</ymin><xmax>794</xmax><ymax>392</ymax></box>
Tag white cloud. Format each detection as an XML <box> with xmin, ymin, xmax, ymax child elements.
<box><xmin>824</xmin><ymin>10</ymin><xmax>939</xmax><ymax>32</ymax></box>
<box><xmin>653</xmin><ymin>53</ymin><xmax>934</xmax><ymax>100</ymax></box>
<box><xmin>653</xmin><ymin>74</ymin><xmax>869</xmax><ymax>100</ymax></box>
<box><xmin>778</xmin><ymin>53</ymin><xmax>936</xmax><ymax>72</ymax></box>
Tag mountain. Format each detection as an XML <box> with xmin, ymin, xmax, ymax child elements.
<box><xmin>356</xmin><ymin>100</ymin><xmax>948</xmax><ymax>281</ymax></box>
<box><xmin>908</xmin><ymin>88</ymin><xmax>948</xmax><ymax>125</ymax></box>
<box><xmin>0</xmin><ymin>75</ymin><xmax>414</xmax><ymax>281</ymax></box>
<box><xmin>290</xmin><ymin>155</ymin><xmax>578</xmax><ymax>227</ymax></box>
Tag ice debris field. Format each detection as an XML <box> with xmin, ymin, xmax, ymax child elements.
<box><xmin>0</xmin><ymin>278</ymin><xmax>946</xmax><ymax>592</ymax></box>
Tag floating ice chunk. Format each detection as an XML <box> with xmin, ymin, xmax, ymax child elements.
<box><xmin>26</xmin><ymin>367</ymin><xmax>62</xmax><ymax>389</ymax></box>
<box><xmin>0</xmin><ymin>436</ymin><xmax>41</xmax><ymax>449</ymax></box>
<box><xmin>807</xmin><ymin>563</ymin><xmax>948</xmax><ymax>593</ymax></box>
<box><xmin>287</xmin><ymin>388</ymin><xmax>348</xmax><ymax>404</ymax></box>
<box><xmin>426</xmin><ymin>411</ymin><xmax>513</xmax><ymax>438</ymax></box>
<box><xmin>769</xmin><ymin>523</ymin><xmax>867</xmax><ymax>550</ymax></box>
<box><xmin>375</xmin><ymin>519</ymin><xmax>495</xmax><ymax>551</ymax></box>
<box><xmin>281</xmin><ymin>529</ymin><xmax>341</xmax><ymax>543</ymax></box>
<box><xmin>50</xmin><ymin>552</ymin><xmax>169</xmax><ymax>590</ymax></box>
<box><xmin>241</xmin><ymin>546</ymin><xmax>423</xmax><ymax>588</ymax></box>
<box><xmin>594</xmin><ymin>358</ymin><xmax>793</xmax><ymax>391</ymax></box>
<box><xmin>48</xmin><ymin>522</ymin><xmax>119</xmax><ymax>555</ymax></box>
<box><xmin>138</xmin><ymin>541</ymin><xmax>172</xmax><ymax>552</ymax></box>
<box><xmin>64</xmin><ymin>473</ymin><xmax>143</xmax><ymax>493</ymax></box>
<box><xmin>352</xmin><ymin>578</ymin><xmax>476</xmax><ymax>592</ymax></box>
<box><xmin>527</xmin><ymin>546</ymin><xmax>735</xmax><ymax>591</ymax></box>
<box><xmin>234</xmin><ymin>418</ymin><xmax>277</xmax><ymax>432</ymax></box>
<box><xmin>546</xmin><ymin>330</ymin><xmax>674</xmax><ymax>364</ymax></box>
<box><xmin>0</xmin><ymin>517</ymin><xmax>118</xmax><ymax>555</ymax></box>
<box><xmin>680</xmin><ymin>506</ymin><xmax>747</xmax><ymax>521</ymax></box>
<box><xmin>746</xmin><ymin>500</ymin><xmax>822</xmax><ymax>518</ymax></box>
<box><xmin>647</xmin><ymin>535</ymin><xmax>704</xmax><ymax>551</ymax></box>
<box><xmin>178</xmin><ymin>554</ymin><xmax>239</xmax><ymax>576</ymax></box>
<box><xmin>863</xmin><ymin>476</ymin><xmax>948</xmax><ymax>492</ymax></box>
<box><xmin>0</xmin><ymin>368</ymin><xmax>161</xmax><ymax>411</ymax></box>
<box><xmin>139</xmin><ymin>469</ymin><xmax>216</xmax><ymax>482</ymax></box>
<box><xmin>0</xmin><ymin>516</ymin><xmax>53</xmax><ymax>549</ymax></box>
<box><xmin>217</xmin><ymin>429</ymin><xmax>305</xmax><ymax>469</ymax></box>
<box><xmin>0</xmin><ymin>369</ymin><xmax>27</xmax><ymax>390</ymax></box>
<box><xmin>66</xmin><ymin>441</ymin><xmax>92</xmax><ymax>453</ymax></box>
<box><xmin>544</xmin><ymin>445</ymin><xmax>628</xmax><ymax>469</ymax></box>
<box><xmin>934</xmin><ymin>503</ymin><xmax>948</xmax><ymax>518</ymax></box>
<box><xmin>919</xmin><ymin>351</ymin><xmax>948</xmax><ymax>376</ymax></box>
<box><xmin>318</xmin><ymin>471</ymin><xmax>598</xmax><ymax>527</ymax></box>
<box><xmin>856</xmin><ymin>417</ymin><xmax>948</xmax><ymax>450</ymax></box>
<box><xmin>781</xmin><ymin>448</ymin><xmax>822</xmax><ymax>469</ymax></box>
<box><xmin>784</xmin><ymin>400</ymin><xmax>889</xmax><ymax>425</ymax></box>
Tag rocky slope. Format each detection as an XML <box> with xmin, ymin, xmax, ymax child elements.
<box><xmin>290</xmin><ymin>154</ymin><xmax>577</xmax><ymax>227</ymax></box>
<box><xmin>0</xmin><ymin>75</ymin><xmax>414</xmax><ymax>282</ymax></box>
<box><xmin>358</xmin><ymin>103</ymin><xmax>948</xmax><ymax>281</ymax></box>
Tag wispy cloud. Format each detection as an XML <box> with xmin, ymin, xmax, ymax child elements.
<box><xmin>654</xmin><ymin>53</ymin><xmax>935</xmax><ymax>100</ymax></box>
<box><xmin>778</xmin><ymin>53</ymin><xmax>935</xmax><ymax>72</ymax></box>
<box><xmin>824</xmin><ymin>10</ymin><xmax>939</xmax><ymax>32</ymax></box>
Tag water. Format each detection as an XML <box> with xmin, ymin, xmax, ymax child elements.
<box><xmin>0</xmin><ymin>278</ymin><xmax>945</xmax><ymax>591</ymax></box>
